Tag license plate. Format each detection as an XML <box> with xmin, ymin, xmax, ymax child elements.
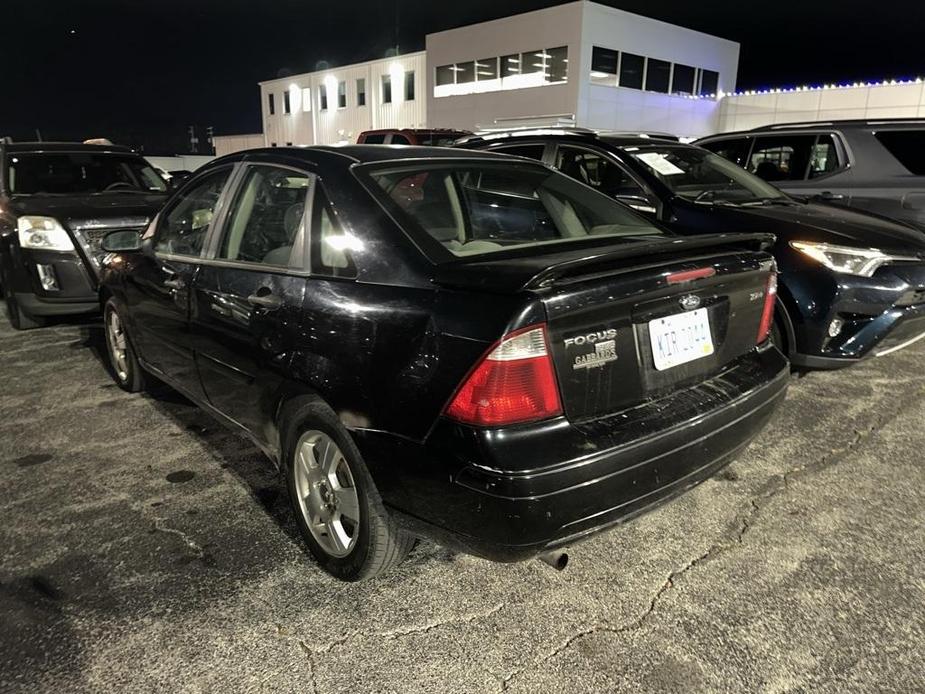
<box><xmin>649</xmin><ymin>308</ymin><xmax>714</xmax><ymax>371</ymax></box>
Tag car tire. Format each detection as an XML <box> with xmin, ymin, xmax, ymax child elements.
<box><xmin>282</xmin><ymin>400</ymin><xmax>414</xmax><ymax>581</ymax></box>
<box><xmin>104</xmin><ymin>298</ymin><xmax>146</xmax><ymax>392</ymax></box>
<box><xmin>3</xmin><ymin>286</ymin><xmax>45</xmax><ymax>330</ymax></box>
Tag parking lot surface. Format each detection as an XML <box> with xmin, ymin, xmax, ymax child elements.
<box><xmin>1</xmin><ymin>316</ymin><xmax>923</xmax><ymax>693</ymax></box>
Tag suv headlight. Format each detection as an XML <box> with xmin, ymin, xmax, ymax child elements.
<box><xmin>17</xmin><ymin>216</ymin><xmax>75</xmax><ymax>252</ymax></box>
<box><xmin>791</xmin><ymin>241</ymin><xmax>918</xmax><ymax>277</ymax></box>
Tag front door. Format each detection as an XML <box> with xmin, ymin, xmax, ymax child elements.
<box><xmin>125</xmin><ymin>167</ymin><xmax>234</xmax><ymax>394</ymax></box>
<box><xmin>192</xmin><ymin>164</ymin><xmax>311</xmax><ymax>442</ymax></box>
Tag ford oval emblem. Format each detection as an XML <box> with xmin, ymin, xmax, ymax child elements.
<box><xmin>679</xmin><ymin>294</ymin><xmax>701</xmax><ymax>311</ymax></box>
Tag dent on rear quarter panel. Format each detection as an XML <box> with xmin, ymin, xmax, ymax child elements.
<box><xmin>285</xmin><ymin>279</ymin><xmax>527</xmax><ymax>441</ymax></box>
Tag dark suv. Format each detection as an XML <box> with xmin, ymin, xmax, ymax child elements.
<box><xmin>697</xmin><ymin>119</ymin><xmax>925</xmax><ymax>228</ymax></box>
<box><xmin>0</xmin><ymin>141</ymin><xmax>169</xmax><ymax>329</ymax></box>
<box><xmin>459</xmin><ymin>129</ymin><xmax>925</xmax><ymax>369</ymax></box>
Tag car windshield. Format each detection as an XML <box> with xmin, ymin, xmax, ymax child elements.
<box><xmin>7</xmin><ymin>152</ymin><xmax>168</xmax><ymax>195</ymax></box>
<box><xmin>367</xmin><ymin>162</ymin><xmax>664</xmax><ymax>258</ymax></box>
<box><xmin>625</xmin><ymin>145</ymin><xmax>786</xmax><ymax>204</ymax></box>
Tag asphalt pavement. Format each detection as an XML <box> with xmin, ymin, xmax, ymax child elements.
<box><xmin>1</xmin><ymin>315</ymin><xmax>923</xmax><ymax>693</ymax></box>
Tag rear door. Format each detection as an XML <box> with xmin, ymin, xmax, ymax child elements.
<box><xmin>126</xmin><ymin>166</ymin><xmax>234</xmax><ymax>393</ymax></box>
<box><xmin>191</xmin><ymin>162</ymin><xmax>311</xmax><ymax>441</ymax></box>
<box><xmin>747</xmin><ymin>133</ymin><xmax>853</xmax><ymax>200</ymax></box>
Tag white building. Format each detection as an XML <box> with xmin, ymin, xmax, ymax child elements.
<box><xmin>244</xmin><ymin>1</ymin><xmax>924</xmax><ymax>151</ymax></box>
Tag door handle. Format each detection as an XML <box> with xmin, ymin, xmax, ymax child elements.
<box><xmin>819</xmin><ymin>191</ymin><xmax>845</xmax><ymax>201</ymax></box>
<box><xmin>247</xmin><ymin>292</ymin><xmax>282</xmax><ymax>310</ymax></box>
<box><xmin>164</xmin><ymin>278</ymin><xmax>184</xmax><ymax>290</ymax></box>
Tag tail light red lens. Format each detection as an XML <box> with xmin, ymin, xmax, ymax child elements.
<box><xmin>444</xmin><ymin>324</ymin><xmax>563</xmax><ymax>427</ymax></box>
<box><xmin>757</xmin><ymin>271</ymin><xmax>778</xmax><ymax>344</ymax></box>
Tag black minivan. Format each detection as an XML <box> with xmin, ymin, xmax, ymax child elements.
<box><xmin>0</xmin><ymin>141</ymin><xmax>169</xmax><ymax>329</ymax></box>
<box><xmin>97</xmin><ymin>145</ymin><xmax>787</xmax><ymax>581</ymax></box>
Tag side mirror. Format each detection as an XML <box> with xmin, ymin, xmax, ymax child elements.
<box><xmin>614</xmin><ymin>195</ymin><xmax>658</xmax><ymax>215</ymax></box>
<box><xmin>101</xmin><ymin>229</ymin><xmax>143</xmax><ymax>253</ymax></box>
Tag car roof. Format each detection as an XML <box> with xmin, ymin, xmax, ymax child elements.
<box><xmin>361</xmin><ymin>128</ymin><xmax>470</xmax><ymax>135</ymax></box>
<box><xmin>700</xmin><ymin>117</ymin><xmax>925</xmax><ymax>140</ymax></box>
<box><xmin>217</xmin><ymin>144</ymin><xmax>530</xmax><ymax>167</ymax></box>
<box><xmin>0</xmin><ymin>141</ymin><xmax>135</xmax><ymax>154</ymax></box>
<box><xmin>457</xmin><ymin>127</ymin><xmax>680</xmax><ymax>148</ymax></box>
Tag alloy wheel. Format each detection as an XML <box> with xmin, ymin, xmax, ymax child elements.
<box><xmin>293</xmin><ymin>430</ymin><xmax>361</xmax><ymax>558</ymax></box>
<box><xmin>106</xmin><ymin>309</ymin><xmax>129</xmax><ymax>382</ymax></box>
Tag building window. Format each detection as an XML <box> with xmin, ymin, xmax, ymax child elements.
<box><xmin>545</xmin><ymin>46</ymin><xmax>568</xmax><ymax>83</ymax></box>
<box><xmin>699</xmin><ymin>69</ymin><xmax>719</xmax><ymax>96</ymax></box>
<box><xmin>456</xmin><ymin>61</ymin><xmax>475</xmax><ymax>84</ymax></box>
<box><xmin>357</xmin><ymin>78</ymin><xmax>366</xmax><ymax>106</ymax></box>
<box><xmin>591</xmin><ymin>47</ymin><xmax>618</xmax><ymax>81</ymax></box>
<box><xmin>286</xmin><ymin>142</ymin><xmax>292</xmax><ymax>146</ymax></box>
<box><xmin>319</xmin><ymin>86</ymin><xmax>328</xmax><ymax>111</ymax></box>
<box><xmin>645</xmin><ymin>58</ymin><xmax>671</xmax><ymax>93</ymax></box>
<box><xmin>476</xmin><ymin>57</ymin><xmax>498</xmax><ymax>81</ymax></box>
<box><xmin>671</xmin><ymin>64</ymin><xmax>696</xmax><ymax>95</ymax></box>
<box><xmin>405</xmin><ymin>71</ymin><xmax>415</xmax><ymax>101</ymax></box>
<box><xmin>268</xmin><ymin>93</ymin><xmax>275</xmax><ymax>115</ymax></box>
<box><xmin>436</xmin><ymin>65</ymin><xmax>455</xmax><ymax>86</ymax></box>
<box><xmin>283</xmin><ymin>89</ymin><xmax>291</xmax><ymax>114</ymax></box>
<box><xmin>521</xmin><ymin>50</ymin><xmax>544</xmax><ymax>79</ymax></box>
<box><xmin>500</xmin><ymin>54</ymin><xmax>521</xmax><ymax>79</ymax></box>
<box><xmin>338</xmin><ymin>80</ymin><xmax>347</xmax><ymax>108</ymax></box>
<box><xmin>382</xmin><ymin>75</ymin><xmax>392</xmax><ymax>104</ymax></box>
<box><xmin>619</xmin><ymin>52</ymin><xmax>645</xmax><ymax>89</ymax></box>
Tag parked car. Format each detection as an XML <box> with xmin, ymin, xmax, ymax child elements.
<box><xmin>0</xmin><ymin>141</ymin><xmax>169</xmax><ymax>329</ymax></box>
<box><xmin>356</xmin><ymin>128</ymin><xmax>470</xmax><ymax>146</ymax></box>
<box><xmin>97</xmin><ymin>145</ymin><xmax>787</xmax><ymax>580</ymax></box>
<box><xmin>459</xmin><ymin>130</ymin><xmax>925</xmax><ymax>369</ymax></box>
<box><xmin>696</xmin><ymin>119</ymin><xmax>925</xmax><ymax>228</ymax></box>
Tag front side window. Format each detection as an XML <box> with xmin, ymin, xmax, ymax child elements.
<box><xmin>700</xmin><ymin>137</ymin><xmax>752</xmax><ymax>168</ymax></box>
<box><xmin>749</xmin><ymin>134</ymin><xmax>819</xmax><ymax>181</ymax></box>
<box><xmin>809</xmin><ymin>135</ymin><xmax>842</xmax><ymax>178</ymax></box>
<box><xmin>627</xmin><ymin>145</ymin><xmax>786</xmax><ymax>204</ymax></box>
<box><xmin>155</xmin><ymin>168</ymin><xmax>231</xmax><ymax>256</ymax></box>
<box><xmin>874</xmin><ymin>130</ymin><xmax>925</xmax><ymax>175</ymax></box>
<box><xmin>218</xmin><ymin>166</ymin><xmax>310</xmax><ymax>267</ymax></box>
<box><xmin>366</xmin><ymin>162</ymin><xmax>663</xmax><ymax>259</ymax></box>
<box><xmin>555</xmin><ymin>146</ymin><xmax>650</xmax><ymax>202</ymax></box>
<box><xmin>7</xmin><ymin>153</ymin><xmax>168</xmax><ymax>195</ymax></box>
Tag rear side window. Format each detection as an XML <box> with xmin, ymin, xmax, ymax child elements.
<box><xmin>367</xmin><ymin>163</ymin><xmax>662</xmax><ymax>259</ymax></box>
<box><xmin>749</xmin><ymin>134</ymin><xmax>821</xmax><ymax>181</ymax></box>
<box><xmin>874</xmin><ymin>130</ymin><xmax>925</xmax><ymax>175</ymax></box>
<box><xmin>700</xmin><ymin>138</ymin><xmax>751</xmax><ymax>167</ymax></box>
<box><xmin>362</xmin><ymin>134</ymin><xmax>387</xmax><ymax>144</ymax></box>
<box><xmin>808</xmin><ymin>135</ymin><xmax>842</xmax><ymax>178</ymax></box>
<box><xmin>390</xmin><ymin>134</ymin><xmax>412</xmax><ymax>145</ymax></box>
<box><xmin>218</xmin><ymin>166</ymin><xmax>310</xmax><ymax>267</ymax></box>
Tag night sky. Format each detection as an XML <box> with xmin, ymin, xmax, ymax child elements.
<box><xmin>3</xmin><ymin>0</ymin><xmax>924</xmax><ymax>153</ymax></box>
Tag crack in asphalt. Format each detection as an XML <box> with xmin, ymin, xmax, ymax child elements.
<box><xmin>498</xmin><ymin>406</ymin><xmax>902</xmax><ymax>691</ymax></box>
<box><xmin>152</xmin><ymin>517</ymin><xmax>205</xmax><ymax>559</ymax></box>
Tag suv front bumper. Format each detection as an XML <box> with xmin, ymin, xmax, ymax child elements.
<box><xmin>6</xmin><ymin>247</ymin><xmax>98</xmax><ymax>316</ymax></box>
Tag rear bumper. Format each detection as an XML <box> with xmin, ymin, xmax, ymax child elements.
<box><xmin>356</xmin><ymin>346</ymin><xmax>789</xmax><ymax>562</ymax></box>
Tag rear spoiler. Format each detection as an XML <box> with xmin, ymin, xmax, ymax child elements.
<box><xmin>433</xmin><ymin>233</ymin><xmax>776</xmax><ymax>293</ymax></box>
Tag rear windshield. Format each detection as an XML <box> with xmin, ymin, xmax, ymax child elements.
<box><xmin>6</xmin><ymin>152</ymin><xmax>168</xmax><ymax>195</ymax></box>
<box><xmin>626</xmin><ymin>145</ymin><xmax>785</xmax><ymax>204</ymax></box>
<box><xmin>874</xmin><ymin>130</ymin><xmax>925</xmax><ymax>175</ymax></box>
<box><xmin>366</xmin><ymin>162</ymin><xmax>663</xmax><ymax>258</ymax></box>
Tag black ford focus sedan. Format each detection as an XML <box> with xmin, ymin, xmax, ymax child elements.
<box><xmin>98</xmin><ymin>146</ymin><xmax>788</xmax><ymax>580</ymax></box>
<box><xmin>459</xmin><ymin>131</ymin><xmax>925</xmax><ymax>369</ymax></box>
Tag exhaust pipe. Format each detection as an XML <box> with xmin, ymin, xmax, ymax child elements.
<box><xmin>537</xmin><ymin>550</ymin><xmax>569</xmax><ymax>571</ymax></box>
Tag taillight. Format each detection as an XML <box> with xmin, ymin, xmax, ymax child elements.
<box><xmin>444</xmin><ymin>324</ymin><xmax>563</xmax><ymax>427</ymax></box>
<box><xmin>757</xmin><ymin>271</ymin><xmax>778</xmax><ymax>344</ymax></box>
